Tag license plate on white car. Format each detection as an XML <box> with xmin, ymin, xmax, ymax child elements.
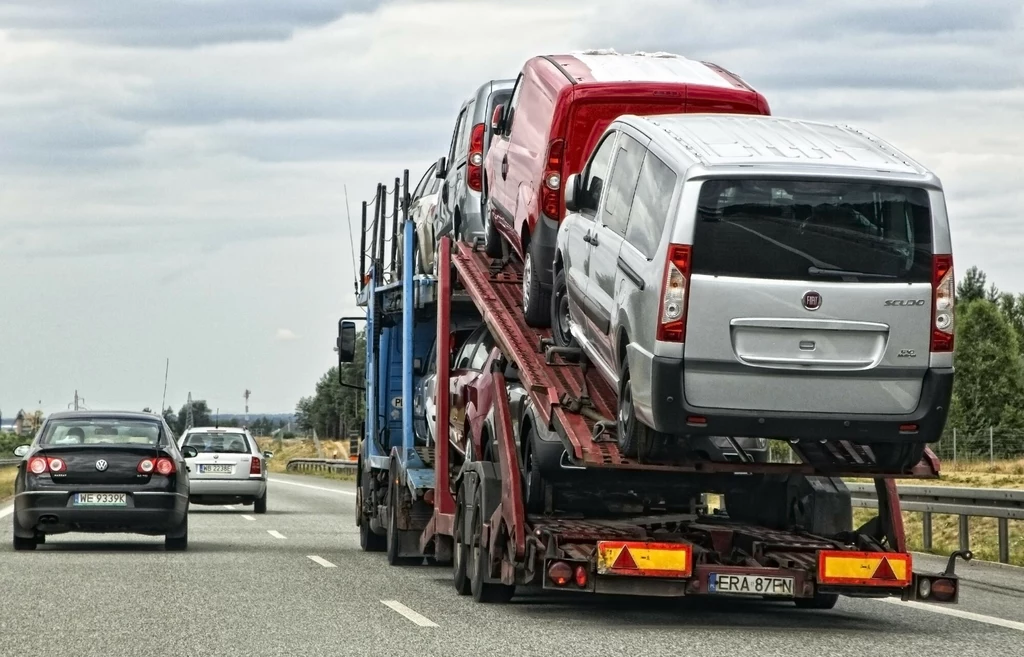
<box><xmin>709</xmin><ymin>573</ymin><xmax>794</xmax><ymax>597</ymax></box>
<box><xmin>199</xmin><ymin>464</ymin><xmax>233</xmax><ymax>474</ymax></box>
<box><xmin>73</xmin><ymin>493</ymin><xmax>127</xmax><ymax>506</ymax></box>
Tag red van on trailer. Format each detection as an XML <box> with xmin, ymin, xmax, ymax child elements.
<box><xmin>483</xmin><ymin>50</ymin><xmax>771</xmax><ymax>326</ymax></box>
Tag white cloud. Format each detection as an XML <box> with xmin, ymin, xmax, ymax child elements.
<box><xmin>275</xmin><ymin>329</ymin><xmax>299</xmax><ymax>342</ymax></box>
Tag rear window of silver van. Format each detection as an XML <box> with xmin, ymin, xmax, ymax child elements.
<box><xmin>692</xmin><ymin>179</ymin><xmax>933</xmax><ymax>283</ymax></box>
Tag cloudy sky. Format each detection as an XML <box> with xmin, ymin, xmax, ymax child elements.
<box><xmin>0</xmin><ymin>0</ymin><xmax>1020</xmax><ymax>415</ymax></box>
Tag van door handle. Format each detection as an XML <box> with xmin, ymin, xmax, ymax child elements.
<box><xmin>585</xmin><ymin>233</ymin><xmax>599</xmax><ymax>246</ymax></box>
<box><xmin>501</xmin><ymin>155</ymin><xmax>508</xmax><ymax>179</ymax></box>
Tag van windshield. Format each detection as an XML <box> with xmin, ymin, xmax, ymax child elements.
<box><xmin>692</xmin><ymin>179</ymin><xmax>933</xmax><ymax>283</ymax></box>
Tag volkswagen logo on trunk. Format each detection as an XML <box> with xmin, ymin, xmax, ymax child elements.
<box><xmin>803</xmin><ymin>291</ymin><xmax>822</xmax><ymax>311</ymax></box>
<box><xmin>95</xmin><ymin>459</ymin><xmax>108</xmax><ymax>471</ymax></box>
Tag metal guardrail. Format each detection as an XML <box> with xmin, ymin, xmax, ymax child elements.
<box><xmin>0</xmin><ymin>458</ymin><xmax>22</xmax><ymax>467</ymax></box>
<box><xmin>848</xmin><ymin>482</ymin><xmax>1024</xmax><ymax>564</ymax></box>
<box><xmin>285</xmin><ymin>458</ymin><xmax>357</xmax><ymax>473</ymax></box>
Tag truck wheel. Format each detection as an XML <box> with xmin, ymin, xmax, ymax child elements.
<box><xmin>386</xmin><ymin>484</ymin><xmax>414</xmax><ymax>566</ymax></box>
<box><xmin>795</xmin><ymin>593</ymin><xmax>839</xmax><ymax>610</ymax></box>
<box><xmin>522</xmin><ymin>425</ymin><xmax>544</xmax><ymax>514</ymax></box>
<box><xmin>551</xmin><ymin>268</ymin><xmax>577</xmax><ymax>349</ymax></box>
<box><xmin>617</xmin><ymin>357</ymin><xmax>656</xmax><ymax>460</ymax></box>
<box><xmin>470</xmin><ymin>486</ymin><xmax>515</xmax><ymax>603</ymax></box>
<box><xmin>522</xmin><ymin>240</ymin><xmax>552</xmax><ymax>328</ymax></box>
<box><xmin>453</xmin><ymin>483</ymin><xmax>471</xmax><ymax>595</ymax></box>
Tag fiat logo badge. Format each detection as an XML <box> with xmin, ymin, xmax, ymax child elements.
<box><xmin>95</xmin><ymin>459</ymin><xmax>108</xmax><ymax>471</ymax></box>
<box><xmin>803</xmin><ymin>291</ymin><xmax>822</xmax><ymax>311</ymax></box>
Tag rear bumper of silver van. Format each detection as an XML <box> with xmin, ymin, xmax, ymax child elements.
<box><xmin>647</xmin><ymin>358</ymin><xmax>953</xmax><ymax>445</ymax></box>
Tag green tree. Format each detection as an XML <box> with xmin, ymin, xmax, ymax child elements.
<box><xmin>947</xmin><ymin>299</ymin><xmax>1024</xmax><ymax>456</ymax></box>
<box><xmin>294</xmin><ymin>329</ymin><xmax>367</xmax><ymax>439</ymax></box>
<box><xmin>956</xmin><ymin>266</ymin><xmax>988</xmax><ymax>304</ymax></box>
<box><xmin>175</xmin><ymin>399</ymin><xmax>212</xmax><ymax>435</ymax></box>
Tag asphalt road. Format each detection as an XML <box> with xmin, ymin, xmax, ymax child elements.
<box><xmin>2</xmin><ymin>473</ymin><xmax>1023</xmax><ymax>657</ymax></box>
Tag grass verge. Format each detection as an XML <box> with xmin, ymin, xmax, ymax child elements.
<box><xmin>0</xmin><ymin>466</ymin><xmax>17</xmax><ymax>504</ymax></box>
<box><xmin>255</xmin><ymin>437</ymin><xmax>357</xmax><ymax>482</ymax></box>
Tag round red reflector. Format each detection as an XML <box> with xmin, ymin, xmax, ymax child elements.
<box><xmin>29</xmin><ymin>457</ymin><xmax>48</xmax><ymax>474</ymax></box>
<box><xmin>156</xmin><ymin>459</ymin><xmax>173</xmax><ymax>475</ymax></box>
<box><xmin>574</xmin><ymin>565</ymin><xmax>588</xmax><ymax>588</ymax></box>
<box><xmin>547</xmin><ymin>561</ymin><xmax>572</xmax><ymax>587</ymax></box>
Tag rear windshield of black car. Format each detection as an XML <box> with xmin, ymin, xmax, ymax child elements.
<box><xmin>182</xmin><ymin>432</ymin><xmax>252</xmax><ymax>454</ymax></box>
<box><xmin>40</xmin><ymin>419</ymin><xmax>163</xmax><ymax>446</ymax></box>
<box><xmin>692</xmin><ymin>179</ymin><xmax>933</xmax><ymax>283</ymax></box>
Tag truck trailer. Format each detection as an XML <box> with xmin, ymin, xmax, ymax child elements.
<box><xmin>339</xmin><ymin>170</ymin><xmax>970</xmax><ymax>609</ymax></box>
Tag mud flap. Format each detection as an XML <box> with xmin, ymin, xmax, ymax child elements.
<box><xmin>462</xmin><ymin>461</ymin><xmax>502</xmax><ymax>581</ymax></box>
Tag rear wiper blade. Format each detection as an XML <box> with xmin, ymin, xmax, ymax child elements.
<box><xmin>807</xmin><ymin>266</ymin><xmax>897</xmax><ymax>279</ymax></box>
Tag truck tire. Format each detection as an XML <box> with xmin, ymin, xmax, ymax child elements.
<box><xmin>795</xmin><ymin>593</ymin><xmax>839</xmax><ymax>610</ymax></box>
<box><xmin>470</xmin><ymin>485</ymin><xmax>515</xmax><ymax>603</ymax></box>
<box><xmin>453</xmin><ymin>482</ymin><xmax>471</xmax><ymax>595</ymax></box>
<box><xmin>522</xmin><ymin>424</ymin><xmax>544</xmax><ymax>514</ymax></box>
<box><xmin>386</xmin><ymin>480</ymin><xmax>418</xmax><ymax>566</ymax></box>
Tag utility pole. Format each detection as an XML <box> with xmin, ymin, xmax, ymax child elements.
<box><xmin>160</xmin><ymin>358</ymin><xmax>169</xmax><ymax>414</ymax></box>
<box><xmin>68</xmin><ymin>390</ymin><xmax>85</xmax><ymax>411</ymax></box>
<box><xmin>244</xmin><ymin>389</ymin><xmax>251</xmax><ymax>427</ymax></box>
<box><xmin>186</xmin><ymin>392</ymin><xmax>194</xmax><ymax>431</ymax></box>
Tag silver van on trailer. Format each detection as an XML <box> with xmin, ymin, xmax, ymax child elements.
<box><xmin>433</xmin><ymin>78</ymin><xmax>515</xmax><ymax>245</ymax></box>
<box><xmin>552</xmin><ymin>114</ymin><xmax>954</xmax><ymax>471</ymax></box>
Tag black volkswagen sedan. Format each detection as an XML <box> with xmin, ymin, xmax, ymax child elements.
<box><xmin>11</xmin><ymin>411</ymin><xmax>197</xmax><ymax>551</ymax></box>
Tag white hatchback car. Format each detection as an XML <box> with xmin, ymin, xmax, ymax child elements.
<box><xmin>177</xmin><ymin>427</ymin><xmax>272</xmax><ymax>513</ymax></box>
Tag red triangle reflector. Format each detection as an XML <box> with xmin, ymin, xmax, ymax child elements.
<box><xmin>612</xmin><ymin>546</ymin><xmax>638</xmax><ymax>570</ymax></box>
<box><xmin>872</xmin><ymin>557</ymin><xmax>897</xmax><ymax>581</ymax></box>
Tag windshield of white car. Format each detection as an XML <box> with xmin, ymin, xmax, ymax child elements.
<box><xmin>182</xmin><ymin>432</ymin><xmax>251</xmax><ymax>454</ymax></box>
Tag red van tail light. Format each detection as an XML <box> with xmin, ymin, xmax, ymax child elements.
<box><xmin>656</xmin><ymin>244</ymin><xmax>692</xmax><ymax>342</ymax></box>
<box><xmin>931</xmin><ymin>255</ymin><xmax>954</xmax><ymax>352</ymax></box>
<box><xmin>467</xmin><ymin>123</ymin><xmax>485</xmax><ymax>192</ymax></box>
<box><xmin>540</xmin><ymin>138</ymin><xmax>565</xmax><ymax>219</ymax></box>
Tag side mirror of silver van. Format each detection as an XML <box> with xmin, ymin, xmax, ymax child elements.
<box><xmin>564</xmin><ymin>173</ymin><xmax>580</xmax><ymax>213</ymax></box>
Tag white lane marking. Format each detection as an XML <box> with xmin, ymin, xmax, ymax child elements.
<box><xmin>381</xmin><ymin>600</ymin><xmax>439</xmax><ymax>627</ymax></box>
<box><xmin>268</xmin><ymin>477</ymin><xmax>356</xmax><ymax>496</ymax></box>
<box><xmin>307</xmin><ymin>555</ymin><xmax>337</xmax><ymax>568</ymax></box>
<box><xmin>267</xmin><ymin>530</ymin><xmax>287</xmax><ymax>539</ymax></box>
<box><xmin>241</xmin><ymin>515</ymin><xmax>255</xmax><ymax>521</ymax></box>
<box><xmin>224</xmin><ymin>505</ymin><xmax>237</xmax><ymax>510</ymax></box>
<box><xmin>877</xmin><ymin>598</ymin><xmax>1024</xmax><ymax>632</ymax></box>
<box><xmin>0</xmin><ymin>505</ymin><xmax>13</xmax><ymax>519</ymax></box>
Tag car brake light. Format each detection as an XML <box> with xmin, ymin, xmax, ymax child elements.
<box><xmin>156</xmin><ymin>458</ymin><xmax>176</xmax><ymax>476</ymax></box>
<box><xmin>467</xmin><ymin>123</ymin><xmax>485</xmax><ymax>192</ymax></box>
<box><xmin>47</xmin><ymin>457</ymin><xmax>67</xmax><ymax>473</ymax></box>
<box><xmin>137</xmin><ymin>458</ymin><xmax>156</xmax><ymax>474</ymax></box>
<box><xmin>931</xmin><ymin>254</ymin><xmax>954</xmax><ymax>352</ymax></box>
<box><xmin>657</xmin><ymin>244</ymin><xmax>692</xmax><ymax>342</ymax></box>
<box><xmin>540</xmin><ymin>138</ymin><xmax>564</xmax><ymax>219</ymax></box>
<box><xmin>28</xmin><ymin>457</ymin><xmax>48</xmax><ymax>474</ymax></box>
<box><xmin>250</xmin><ymin>456</ymin><xmax>262</xmax><ymax>475</ymax></box>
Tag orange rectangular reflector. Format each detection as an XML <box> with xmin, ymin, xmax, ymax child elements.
<box><xmin>818</xmin><ymin>550</ymin><xmax>912</xmax><ymax>587</ymax></box>
<box><xmin>596</xmin><ymin>541</ymin><xmax>692</xmax><ymax>578</ymax></box>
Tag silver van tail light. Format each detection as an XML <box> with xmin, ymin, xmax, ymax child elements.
<box><xmin>657</xmin><ymin>244</ymin><xmax>692</xmax><ymax>342</ymax></box>
<box><xmin>931</xmin><ymin>254</ymin><xmax>954</xmax><ymax>352</ymax></box>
